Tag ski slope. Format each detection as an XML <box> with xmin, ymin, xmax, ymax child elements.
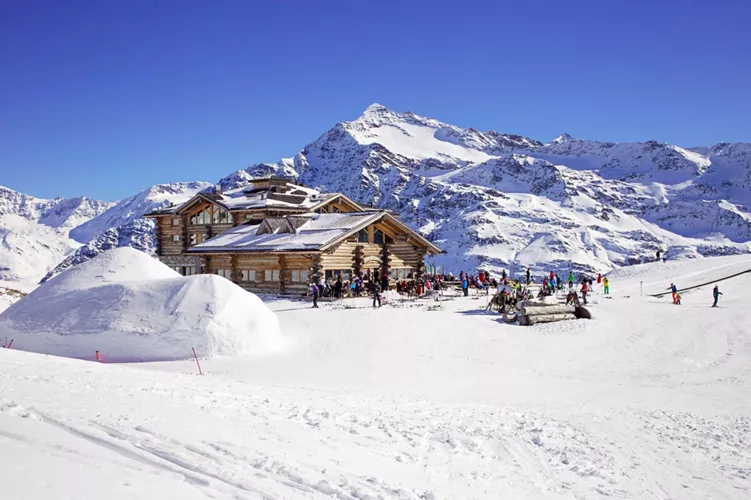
<box><xmin>1</xmin><ymin>255</ymin><xmax>750</xmax><ymax>499</ymax></box>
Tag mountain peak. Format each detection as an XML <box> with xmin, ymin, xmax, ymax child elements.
<box><xmin>363</xmin><ymin>103</ymin><xmax>391</xmax><ymax>115</ymax></box>
<box><xmin>553</xmin><ymin>133</ymin><xmax>575</xmax><ymax>144</ymax></box>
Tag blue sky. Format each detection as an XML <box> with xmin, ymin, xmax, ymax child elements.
<box><xmin>1</xmin><ymin>0</ymin><xmax>749</xmax><ymax>200</ymax></box>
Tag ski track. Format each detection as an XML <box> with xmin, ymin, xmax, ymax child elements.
<box><xmin>2</xmin><ymin>256</ymin><xmax>751</xmax><ymax>498</ymax></box>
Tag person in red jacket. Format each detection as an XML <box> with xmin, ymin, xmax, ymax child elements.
<box><xmin>597</xmin><ymin>273</ymin><xmax>602</xmax><ymax>284</ymax></box>
<box><xmin>580</xmin><ymin>280</ymin><xmax>589</xmax><ymax>305</ymax></box>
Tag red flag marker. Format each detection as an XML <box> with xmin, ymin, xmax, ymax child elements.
<box><xmin>192</xmin><ymin>347</ymin><xmax>203</xmax><ymax>375</ymax></box>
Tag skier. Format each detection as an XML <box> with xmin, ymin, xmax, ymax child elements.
<box><xmin>568</xmin><ymin>271</ymin><xmax>575</xmax><ymax>290</ymax></box>
<box><xmin>502</xmin><ymin>269</ymin><xmax>507</xmax><ymax>280</ymax></box>
<box><xmin>311</xmin><ymin>281</ymin><xmax>320</xmax><ymax>308</ymax></box>
<box><xmin>580</xmin><ymin>280</ymin><xmax>589</xmax><ymax>305</ymax></box>
<box><xmin>526</xmin><ymin>268</ymin><xmax>531</xmax><ymax>284</ymax></box>
<box><xmin>603</xmin><ymin>276</ymin><xmax>610</xmax><ymax>295</ymax></box>
<box><xmin>668</xmin><ymin>283</ymin><xmax>678</xmax><ymax>304</ymax></box>
<box><xmin>597</xmin><ymin>273</ymin><xmax>602</xmax><ymax>285</ymax></box>
<box><xmin>462</xmin><ymin>275</ymin><xmax>469</xmax><ymax>297</ymax></box>
<box><xmin>712</xmin><ymin>285</ymin><xmax>723</xmax><ymax>307</ymax></box>
<box><xmin>372</xmin><ymin>280</ymin><xmax>382</xmax><ymax>308</ymax></box>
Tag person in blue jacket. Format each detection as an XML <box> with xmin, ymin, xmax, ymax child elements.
<box><xmin>712</xmin><ymin>285</ymin><xmax>723</xmax><ymax>307</ymax></box>
<box><xmin>462</xmin><ymin>276</ymin><xmax>469</xmax><ymax>297</ymax></box>
<box><xmin>668</xmin><ymin>283</ymin><xmax>678</xmax><ymax>304</ymax></box>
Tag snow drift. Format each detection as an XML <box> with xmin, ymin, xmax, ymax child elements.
<box><xmin>0</xmin><ymin>248</ymin><xmax>281</xmax><ymax>361</ymax></box>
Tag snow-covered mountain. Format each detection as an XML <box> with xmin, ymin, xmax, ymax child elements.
<box><xmin>0</xmin><ymin>186</ymin><xmax>114</xmax><ymax>289</ymax></box>
<box><xmin>218</xmin><ymin>104</ymin><xmax>750</xmax><ymax>273</ymax></box>
<box><xmin>3</xmin><ymin>104</ymin><xmax>750</xmax><ymax>288</ymax></box>
<box><xmin>0</xmin><ymin>183</ymin><xmax>210</xmax><ymax>289</ymax></box>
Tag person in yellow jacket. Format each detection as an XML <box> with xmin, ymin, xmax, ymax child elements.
<box><xmin>603</xmin><ymin>276</ymin><xmax>610</xmax><ymax>295</ymax></box>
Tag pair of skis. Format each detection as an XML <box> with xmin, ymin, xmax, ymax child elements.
<box><xmin>2</xmin><ymin>337</ymin><xmax>13</xmax><ymax>349</ymax></box>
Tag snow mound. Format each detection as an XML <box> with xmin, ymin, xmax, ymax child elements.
<box><xmin>0</xmin><ymin>248</ymin><xmax>281</xmax><ymax>361</ymax></box>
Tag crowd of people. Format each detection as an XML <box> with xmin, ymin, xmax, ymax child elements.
<box><xmin>309</xmin><ymin>264</ymin><xmax>725</xmax><ymax>310</ymax></box>
<box><xmin>310</xmin><ymin>266</ymin><xmax>617</xmax><ymax>309</ymax></box>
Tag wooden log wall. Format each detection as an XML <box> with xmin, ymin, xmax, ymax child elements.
<box><xmin>156</xmin><ymin>217</ymin><xmax>185</xmax><ymax>256</ymax></box>
<box><xmin>205</xmin><ymin>253</ymin><xmax>315</xmax><ymax>295</ymax></box>
<box><xmin>320</xmin><ymin>237</ymin><xmax>427</xmax><ymax>280</ymax></box>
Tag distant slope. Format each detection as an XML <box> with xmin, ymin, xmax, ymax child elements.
<box><xmin>0</xmin><ymin>183</ymin><xmax>211</xmax><ymax>288</ymax></box>
<box><xmin>5</xmin><ymin>104</ymin><xmax>750</xmax><ymax>284</ymax></box>
<box><xmin>219</xmin><ymin>104</ymin><xmax>750</xmax><ymax>274</ymax></box>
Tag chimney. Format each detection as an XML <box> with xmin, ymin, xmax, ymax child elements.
<box><xmin>214</xmin><ymin>184</ymin><xmax>222</xmax><ymax>195</ymax></box>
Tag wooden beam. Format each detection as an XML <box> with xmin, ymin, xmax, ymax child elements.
<box><xmin>279</xmin><ymin>255</ymin><xmax>286</xmax><ymax>293</ymax></box>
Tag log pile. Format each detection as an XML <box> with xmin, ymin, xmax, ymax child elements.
<box><xmin>515</xmin><ymin>299</ymin><xmax>588</xmax><ymax>326</ymax></box>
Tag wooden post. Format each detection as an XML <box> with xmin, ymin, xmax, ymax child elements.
<box><xmin>353</xmin><ymin>245</ymin><xmax>364</xmax><ymax>277</ymax></box>
<box><xmin>181</xmin><ymin>214</ymin><xmax>189</xmax><ymax>252</ymax></box>
<box><xmin>278</xmin><ymin>255</ymin><xmax>287</xmax><ymax>294</ymax></box>
<box><xmin>380</xmin><ymin>243</ymin><xmax>391</xmax><ymax>279</ymax></box>
<box><xmin>311</xmin><ymin>254</ymin><xmax>321</xmax><ymax>282</ymax></box>
<box><xmin>230</xmin><ymin>254</ymin><xmax>239</xmax><ymax>283</ymax></box>
<box><xmin>416</xmin><ymin>252</ymin><xmax>425</xmax><ymax>279</ymax></box>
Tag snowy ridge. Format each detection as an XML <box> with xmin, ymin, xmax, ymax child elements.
<box><xmin>0</xmin><ymin>182</ymin><xmax>211</xmax><ymax>290</ymax></box>
<box><xmin>222</xmin><ymin>105</ymin><xmax>751</xmax><ymax>274</ymax></box>
<box><xmin>2</xmin><ymin>105</ymin><xmax>750</xmax><ymax>289</ymax></box>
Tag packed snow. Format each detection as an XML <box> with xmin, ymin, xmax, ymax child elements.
<box><xmin>1</xmin><ymin>254</ymin><xmax>750</xmax><ymax>499</ymax></box>
<box><xmin>0</xmin><ymin>248</ymin><xmax>281</xmax><ymax>361</ymax></box>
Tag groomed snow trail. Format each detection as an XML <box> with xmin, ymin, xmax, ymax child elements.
<box><xmin>2</xmin><ymin>255</ymin><xmax>750</xmax><ymax>499</ymax></box>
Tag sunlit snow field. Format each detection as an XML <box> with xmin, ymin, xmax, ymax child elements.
<box><xmin>2</xmin><ymin>255</ymin><xmax>750</xmax><ymax>499</ymax></box>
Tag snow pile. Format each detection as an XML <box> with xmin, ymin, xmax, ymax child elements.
<box><xmin>0</xmin><ymin>248</ymin><xmax>281</xmax><ymax>361</ymax></box>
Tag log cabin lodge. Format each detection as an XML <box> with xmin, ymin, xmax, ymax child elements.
<box><xmin>144</xmin><ymin>177</ymin><xmax>442</xmax><ymax>295</ymax></box>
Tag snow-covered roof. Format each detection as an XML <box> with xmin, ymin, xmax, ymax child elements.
<box><xmin>187</xmin><ymin>211</ymin><xmax>442</xmax><ymax>254</ymax></box>
<box><xmin>188</xmin><ymin>212</ymin><xmax>384</xmax><ymax>253</ymax></box>
<box><xmin>144</xmin><ymin>179</ymin><xmax>340</xmax><ymax>216</ymax></box>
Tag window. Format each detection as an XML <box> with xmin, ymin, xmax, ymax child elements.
<box><xmin>216</xmin><ymin>269</ymin><xmax>231</xmax><ymax>279</ymax></box>
<box><xmin>374</xmin><ymin>229</ymin><xmax>384</xmax><ymax>244</ymax></box>
<box><xmin>358</xmin><ymin>229</ymin><xmax>369</xmax><ymax>243</ymax></box>
<box><xmin>173</xmin><ymin>234</ymin><xmax>180</xmax><ymax>242</ymax></box>
<box><xmin>290</xmin><ymin>270</ymin><xmax>309</xmax><ymax>282</ymax></box>
<box><xmin>213</xmin><ymin>207</ymin><xmax>220</xmax><ymax>224</ymax></box>
<box><xmin>182</xmin><ymin>266</ymin><xmax>196</xmax><ymax>276</ymax></box>
<box><xmin>241</xmin><ymin>270</ymin><xmax>256</xmax><ymax>282</ymax></box>
<box><xmin>189</xmin><ymin>233</ymin><xmax>202</xmax><ymax>245</ymax></box>
<box><xmin>332</xmin><ymin>206</ymin><xmax>340</xmax><ymax>213</ymax></box>
<box><xmin>264</xmin><ymin>270</ymin><xmax>280</xmax><ymax>282</ymax></box>
<box><xmin>385</xmin><ymin>234</ymin><xmax>394</xmax><ymax>244</ymax></box>
<box><xmin>171</xmin><ymin>218</ymin><xmax>180</xmax><ymax>226</ymax></box>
